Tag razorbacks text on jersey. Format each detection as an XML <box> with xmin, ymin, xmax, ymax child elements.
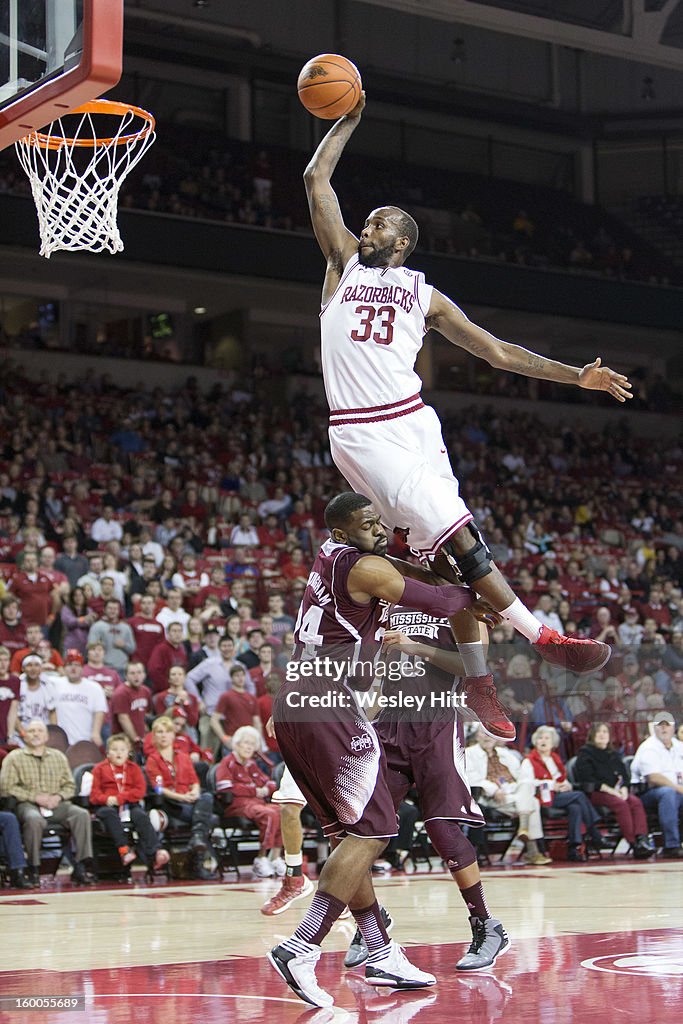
<box><xmin>321</xmin><ymin>256</ymin><xmax>435</xmax><ymax>417</ymax></box>
<box><xmin>292</xmin><ymin>537</ymin><xmax>390</xmax><ymax>687</ymax></box>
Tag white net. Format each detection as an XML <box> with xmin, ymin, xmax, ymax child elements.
<box><xmin>14</xmin><ymin>100</ymin><xmax>156</xmax><ymax>259</ymax></box>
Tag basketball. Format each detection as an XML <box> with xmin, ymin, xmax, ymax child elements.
<box><xmin>297</xmin><ymin>53</ymin><xmax>362</xmax><ymax>119</ymax></box>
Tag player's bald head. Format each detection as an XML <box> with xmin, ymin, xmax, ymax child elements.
<box><xmin>325</xmin><ymin>492</ymin><xmax>372</xmax><ymax>531</ymax></box>
<box><xmin>370</xmin><ymin>206</ymin><xmax>418</xmax><ymax>261</ymax></box>
<box><xmin>386</xmin><ymin>207</ymin><xmax>418</xmax><ymax>260</ymax></box>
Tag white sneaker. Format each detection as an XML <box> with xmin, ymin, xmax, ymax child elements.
<box><xmin>372</xmin><ymin>859</ymin><xmax>392</xmax><ymax>873</ymax></box>
<box><xmin>365</xmin><ymin>941</ymin><xmax>436</xmax><ymax>989</ymax></box>
<box><xmin>253</xmin><ymin>856</ymin><xmax>275</xmax><ymax>878</ymax></box>
<box><xmin>268</xmin><ymin>941</ymin><xmax>334</xmax><ymax>1008</ymax></box>
<box><xmin>271</xmin><ymin>856</ymin><xmax>287</xmax><ymax>877</ymax></box>
<box><xmin>149</xmin><ymin>809</ymin><xmax>168</xmax><ymax>832</ymax></box>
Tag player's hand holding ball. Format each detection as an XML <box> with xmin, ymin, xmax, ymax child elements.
<box><xmin>298</xmin><ymin>53</ymin><xmax>363</xmax><ymax>119</ymax></box>
<box><xmin>346</xmin><ymin>90</ymin><xmax>365</xmax><ymax>119</ymax></box>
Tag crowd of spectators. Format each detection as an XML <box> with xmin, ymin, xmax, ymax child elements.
<box><xmin>0</xmin><ymin>364</ymin><xmax>681</xmax><ymax>883</ymax></box>
<box><xmin>1</xmin><ymin>124</ymin><xmax>679</xmax><ymax>286</ymax></box>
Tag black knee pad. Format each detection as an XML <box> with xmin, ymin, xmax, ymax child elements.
<box><xmin>442</xmin><ymin>523</ymin><xmax>493</xmax><ymax>586</ymax></box>
<box><xmin>425</xmin><ymin>819</ymin><xmax>477</xmax><ymax>871</ymax></box>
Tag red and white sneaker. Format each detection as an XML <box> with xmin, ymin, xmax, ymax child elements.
<box><xmin>458</xmin><ymin>675</ymin><xmax>516</xmax><ymax>741</ymax></box>
<box><xmin>533</xmin><ymin>625</ymin><xmax>611</xmax><ymax>675</ymax></box>
<box><xmin>260</xmin><ymin>873</ymin><xmax>314</xmax><ymax>916</ymax></box>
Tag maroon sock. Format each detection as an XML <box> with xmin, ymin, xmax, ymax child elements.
<box><xmin>459</xmin><ymin>881</ymin><xmax>491</xmax><ymax>921</ymax></box>
<box><xmin>286</xmin><ymin>890</ymin><xmax>346</xmax><ymax>947</ymax></box>
<box><xmin>351</xmin><ymin>901</ymin><xmax>390</xmax><ymax>952</ymax></box>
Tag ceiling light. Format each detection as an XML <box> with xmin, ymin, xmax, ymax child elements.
<box><xmin>193</xmin><ymin>306</ymin><xmax>207</xmax><ymax>315</ymax></box>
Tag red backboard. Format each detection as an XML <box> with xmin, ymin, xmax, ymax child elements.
<box><xmin>0</xmin><ymin>0</ymin><xmax>123</xmax><ymax>151</ymax></box>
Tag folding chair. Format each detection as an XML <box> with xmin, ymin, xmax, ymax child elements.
<box><xmin>46</xmin><ymin>725</ymin><xmax>69</xmax><ymax>752</ymax></box>
<box><xmin>206</xmin><ymin>763</ymin><xmax>261</xmax><ymax>877</ymax></box>
<box><xmin>66</xmin><ymin>741</ymin><xmax>104</xmax><ymax>771</ymax></box>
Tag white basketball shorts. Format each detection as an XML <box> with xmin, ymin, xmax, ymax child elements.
<box><xmin>328</xmin><ymin>402</ymin><xmax>473</xmax><ymax>557</ymax></box>
<box><xmin>271</xmin><ymin>764</ymin><xmax>307</xmax><ymax>807</ymax></box>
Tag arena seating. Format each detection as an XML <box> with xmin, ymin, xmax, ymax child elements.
<box><xmin>0</xmin><ymin>363</ymin><xmax>680</xmax><ymax>881</ymax></box>
<box><xmin>1</xmin><ymin>126</ymin><xmax>679</xmax><ymax>284</ymax></box>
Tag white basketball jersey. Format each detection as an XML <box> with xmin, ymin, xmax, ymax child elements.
<box><xmin>320</xmin><ymin>256</ymin><xmax>433</xmax><ymax>413</ymax></box>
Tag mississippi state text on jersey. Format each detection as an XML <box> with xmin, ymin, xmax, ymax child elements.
<box><xmin>379</xmin><ymin>606</ymin><xmax>460</xmax><ymax>722</ymax></box>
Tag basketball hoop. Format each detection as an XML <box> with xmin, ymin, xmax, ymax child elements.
<box><xmin>14</xmin><ymin>98</ymin><xmax>156</xmax><ymax>259</ymax></box>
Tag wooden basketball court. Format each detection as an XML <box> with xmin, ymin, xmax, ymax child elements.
<box><xmin>1</xmin><ymin>859</ymin><xmax>680</xmax><ymax>1023</ymax></box>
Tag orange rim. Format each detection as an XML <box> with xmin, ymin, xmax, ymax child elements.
<box><xmin>25</xmin><ymin>98</ymin><xmax>155</xmax><ymax>150</ymax></box>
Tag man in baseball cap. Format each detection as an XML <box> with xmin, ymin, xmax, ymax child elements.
<box><xmin>631</xmin><ymin>709</ymin><xmax>683</xmax><ymax>858</ymax></box>
<box><xmin>52</xmin><ymin>649</ymin><xmax>107</xmax><ymax>747</ymax></box>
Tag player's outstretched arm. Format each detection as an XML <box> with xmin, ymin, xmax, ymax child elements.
<box><xmin>426</xmin><ymin>290</ymin><xmax>633</xmax><ymax>402</ymax></box>
<box><xmin>303</xmin><ymin>94</ymin><xmax>365</xmax><ymax>273</ymax></box>
<box><xmin>348</xmin><ymin>556</ymin><xmax>473</xmax><ymax>617</ymax></box>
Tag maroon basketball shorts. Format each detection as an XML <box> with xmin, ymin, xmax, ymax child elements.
<box><xmin>273</xmin><ymin>683</ymin><xmax>398</xmax><ymax>841</ymax></box>
<box><xmin>375</xmin><ymin>715</ymin><xmax>484</xmax><ymax>826</ymax></box>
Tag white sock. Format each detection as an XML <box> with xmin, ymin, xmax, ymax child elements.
<box><xmin>457</xmin><ymin>642</ymin><xmax>488</xmax><ymax>676</ymax></box>
<box><xmin>285</xmin><ymin>852</ymin><xmax>303</xmax><ymax>868</ymax></box>
<box><xmin>500</xmin><ymin>598</ymin><xmax>543</xmax><ymax>642</ymax></box>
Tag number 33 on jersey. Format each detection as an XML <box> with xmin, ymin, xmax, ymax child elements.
<box><xmin>320</xmin><ymin>256</ymin><xmax>435</xmax><ymax>414</ymax></box>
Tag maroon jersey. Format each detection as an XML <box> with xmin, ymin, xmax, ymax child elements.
<box><xmin>273</xmin><ymin>539</ymin><xmax>398</xmax><ymax>840</ymax></box>
<box><xmin>215</xmin><ymin>689</ymin><xmax>258</xmax><ymax>738</ymax></box>
<box><xmin>9</xmin><ymin>571</ymin><xmax>54</xmax><ymax>626</ymax></box>
<box><xmin>82</xmin><ymin>664</ymin><xmax>121</xmax><ymax>698</ymax></box>
<box><xmin>379</xmin><ymin>606</ymin><xmax>457</xmax><ymax>721</ymax></box>
<box><xmin>147</xmin><ymin>641</ymin><xmax>188</xmax><ymax>693</ymax></box>
<box><xmin>127</xmin><ymin>614</ymin><xmax>165</xmax><ymax>665</ymax></box>
<box><xmin>374</xmin><ymin>608</ymin><xmax>483</xmax><ymax>827</ymax></box>
<box><xmin>0</xmin><ymin>620</ymin><xmax>27</xmax><ymax>656</ymax></box>
<box><xmin>292</xmin><ymin>538</ymin><xmax>390</xmax><ymax>687</ymax></box>
<box><xmin>110</xmin><ymin>682</ymin><xmax>152</xmax><ymax>738</ymax></box>
<box><xmin>40</xmin><ymin>567</ymin><xmax>68</xmax><ymax>589</ymax></box>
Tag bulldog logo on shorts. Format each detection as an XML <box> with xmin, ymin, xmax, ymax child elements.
<box><xmin>350</xmin><ymin>733</ymin><xmax>373</xmax><ymax>753</ymax></box>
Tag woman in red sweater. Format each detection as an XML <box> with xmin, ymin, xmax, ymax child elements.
<box><xmin>142</xmin><ymin>708</ymin><xmax>212</xmax><ymax>787</ymax></box>
<box><xmin>215</xmin><ymin>725</ymin><xmax>283</xmax><ymax>879</ymax></box>
<box><xmin>144</xmin><ymin>716</ymin><xmax>215</xmax><ymax>880</ymax></box>
<box><xmin>520</xmin><ymin>725</ymin><xmax>611</xmax><ymax>861</ymax></box>
<box><xmin>90</xmin><ymin>733</ymin><xmax>169</xmax><ymax>871</ymax></box>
